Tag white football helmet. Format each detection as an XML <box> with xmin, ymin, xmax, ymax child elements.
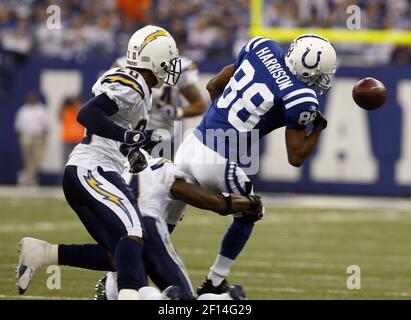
<box><xmin>285</xmin><ymin>34</ymin><xmax>336</xmax><ymax>94</ymax></box>
<box><xmin>126</xmin><ymin>25</ymin><xmax>181</xmax><ymax>88</ymax></box>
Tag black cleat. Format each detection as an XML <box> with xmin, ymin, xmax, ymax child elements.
<box><xmin>94</xmin><ymin>275</ymin><xmax>107</xmax><ymax>300</ymax></box>
<box><xmin>197</xmin><ymin>277</ymin><xmax>230</xmax><ymax>295</ymax></box>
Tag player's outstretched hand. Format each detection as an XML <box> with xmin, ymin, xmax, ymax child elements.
<box><xmin>313</xmin><ymin>110</ymin><xmax>327</xmax><ymax>130</ymax></box>
<box><xmin>127</xmin><ymin>147</ymin><xmax>148</xmax><ymax>174</ymax></box>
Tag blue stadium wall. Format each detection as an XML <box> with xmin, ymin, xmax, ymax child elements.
<box><xmin>0</xmin><ymin>54</ymin><xmax>410</xmax><ymax>196</ymax></box>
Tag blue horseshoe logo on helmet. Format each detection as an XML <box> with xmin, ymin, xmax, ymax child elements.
<box><xmin>302</xmin><ymin>47</ymin><xmax>322</xmax><ymax>69</ymax></box>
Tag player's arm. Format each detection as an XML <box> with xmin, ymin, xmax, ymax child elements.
<box><xmin>285</xmin><ymin>126</ymin><xmax>322</xmax><ymax>167</ymax></box>
<box><xmin>170</xmin><ymin>179</ymin><xmax>262</xmax><ymax>216</ymax></box>
<box><xmin>285</xmin><ymin>111</ymin><xmax>327</xmax><ymax>167</ymax></box>
<box><xmin>77</xmin><ymin>93</ymin><xmax>151</xmax><ymax>147</ymax></box>
<box><xmin>206</xmin><ymin>64</ymin><xmax>235</xmax><ymax>101</ymax></box>
<box><xmin>77</xmin><ymin>93</ymin><xmax>127</xmax><ymax>142</ymax></box>
<box><xmin>179</xmin><ymin>84</ymin><xmax>206</xmax><ymax>117</ymax></box>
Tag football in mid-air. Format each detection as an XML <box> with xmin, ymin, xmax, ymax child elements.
<box><xmin>352</xmin><ymin>77</ymin><xmax>388</xmax><ymax>110</ymax></box>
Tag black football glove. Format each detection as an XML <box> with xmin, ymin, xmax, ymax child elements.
<box><xmin>127</xmin><ymin>146</ymin><xmax>148</xmax><ymax>174</ymax></box>
<box><xmin>218</xmin><ymin>193</ymin><xmax>264</xmax><ymax>222</ymax></box>
<box><xmin>247</xmin><ymin>195</ymin><xmax>263</xmax><ymax>212</ymax></box>
<box><xmin>124</xmin><ymin>130</ymin><xmax>148</xmax><ymax>146</ymax></box>
<box><xmin>119</xmin><ymin>143</ymin><xmax>148</xmax><ymax>174</ymax></box>
<box><xmin>313</xmin><ymin>110</ymin><xmax>327</xmax><ymax>130</ymax></box>
<box><xmin>242</xmin><ymin>195</ymin><xmax>264</xmax><ymax>221</ymax></box>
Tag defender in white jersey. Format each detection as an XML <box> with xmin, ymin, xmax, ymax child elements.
<box><xmin>15</xmin><ymin>157</ymin><xmax>263</xmax><ymax>300</ymax></box>
<box><xmin>66</xmin><ymin>66</ymin><xmax>152</xmax><ymax>173</ymax></box>
<box><xmin>114</xmin><ymin>55</ymin><xmax>206</xmax><ymax>158</ymax></box>
<box><xmin>17</xmin><ymin>25</ymin><xmax>182</xmax><ymax>300</ymax></box>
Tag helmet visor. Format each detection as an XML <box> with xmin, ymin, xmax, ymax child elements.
<box><xmin>164</xmin><ymin>57</ymin><xmax>181</xmax><ymax>86</ymax></box>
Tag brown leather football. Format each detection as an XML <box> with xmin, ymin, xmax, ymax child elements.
<box><xmin>352</xmin><ymin>77</ymin><xmax>388</xmax><ymax>110</ymax></box>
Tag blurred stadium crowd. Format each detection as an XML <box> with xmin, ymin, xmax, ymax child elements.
<box><xmin>0</xmin><ymin>0</ymin><xmax>410</xmax><ymax>65</ymax></box>
<box><xmin>263</xmin><ymin>0</ymin><xmax>410</xmax><ymax>29</ymax></box>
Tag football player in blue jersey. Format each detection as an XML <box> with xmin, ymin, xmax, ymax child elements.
<box><xmin>175</xmin><ymin>34</ymin><xmax>337</xmax><ymax>294</ymax></box>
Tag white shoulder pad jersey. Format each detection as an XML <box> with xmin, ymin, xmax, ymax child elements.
<box><xmin>123</xmin><ymin>158</ymin><xmax>188</xmax><ymax>226</ymax></box>
<box><xmin>148</xmin><ymin>56</ymin><xmax>199</xmax><ymax>132</ymax></box>
<box><xmin>67</xmin><ymin>67</ymin><xmax>152</xmax><ymax>173</ymax></box>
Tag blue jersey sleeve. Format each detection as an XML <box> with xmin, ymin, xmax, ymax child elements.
<box><xmin>282</xmin><ymin>88</ymin><xmax>319</xmax><ymax>129</ymax></box>
<box><xmin>234</xmin><ymin>37</ymin><xmax>270</xmax><ymax>70</ymax></box>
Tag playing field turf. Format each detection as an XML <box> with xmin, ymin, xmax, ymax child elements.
<box><xmin>1</xmin><ymin>197</ymin><xmax>411</xmax><ymax>300</ymax></box>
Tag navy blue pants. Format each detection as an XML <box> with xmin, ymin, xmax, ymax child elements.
<box><xmin>63</xmin><ymin>165</ymin><xmax>145</xmax><ymax>253</ymax></box>
<box><xmin>63</xmin><ymin>165</ymin><xmax>148</xmax><ymax>290</ymax></box>
<box><xmin>142</xmin><ymin>216</ymin><xmax>195</xmax><ymax>299</ymax></box>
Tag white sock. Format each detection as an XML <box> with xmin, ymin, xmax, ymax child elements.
<box><xmin>197</xmin><ymin>293</ymin><xmax>232</xmax><ymax>300</ymax></box>
<box><xmin>118</xmin><ymin>289</ymin><xmax>139</xmax><ymax>300</ymax></box>
<box><xmin>207</xmin><ymin>270</ymin><xmax>225</xmax><ymax>286</ymax></box>
<box><xmin>46</xmin><ymin>244</ymin><xmax>59</xmax><ymax>266</ymax></box>
<box><xmin>138</xmin><ymin>286</ymin><xmax>163</xmax><ymax>300</ymax></box>
<box><xmin>208</xmin><ymin>254</ymin><xmax>234</xmax><ymax>286</ymax></box>
<box><xmin>105</xmin><ymin>272</ymin><xmax>118</xmax><ymax>300</ymax></box>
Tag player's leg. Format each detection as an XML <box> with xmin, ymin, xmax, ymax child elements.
<box><xmin>199</xmin><ymin>162</ymin><xmax>258</xmax><ymax>294</ymax></box>
<box><xmin>17</xmin><ymin>174</ymin><xmax>115</xmax><ymax>294</ymax></box>
<box><xmin>142</xmin><ymin>216</ymin><xmax>195</xmax><ymax>299</ymax></box>
<box><xmin>16</xmin><ymin>210</ymin><xmax>116</xmax><ymax>294</ymax></box>
<box><xmin>17</xmin><ymin>166</ymin><xmax>148</xmax><ymax>296</ymax></box>
<box><xmin>176</xmin><ymin>134</ymin><xmax>258</xmax><ymax>293</ymax></box>
<box><xmin>19</xmin><ymin>230</ymin><xmax>116</xmax><ymax>269</ymax></box>
<box><xmin>64</xmin><ymin>165</ymin><xmax>148</xmax><ymax>299</ymax></box>
<box><xmin>98</xmin><ymin>216</ymin><xmax>196</xmax><ymax>300</ymax></box>
<box><xmin>18</xmin><ymin>207</ymin><xmax>117</xmax><ymax>279</ymax></box>
<box><xmin>59</xmin><ymin>182</ymin><xmax>125</xmax><ymax>272</ymax></box>
<box><xmin>58</xmin><ymin>240</ymin><xmax>114</xmax><ymax>271</ymax></box>
<box><xmin>18</xmin><ymin>214</ymin><xmax>193</xmax><ymax>298</ymax></box>
<box><xmin>18</xmin><ymin>237</ymin><xmax>114</xmax><ymax>272</ymax></box>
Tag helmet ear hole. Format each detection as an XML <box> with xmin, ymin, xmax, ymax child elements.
<box><xmin>303</xmin><ymin>72</ymin><xmax>309</xmax><ymax>77</ymax></box>
<box><xmin>160</xmin><ymin>62</ymin><xmax>166</xmax><ymax>68</ymax></box>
